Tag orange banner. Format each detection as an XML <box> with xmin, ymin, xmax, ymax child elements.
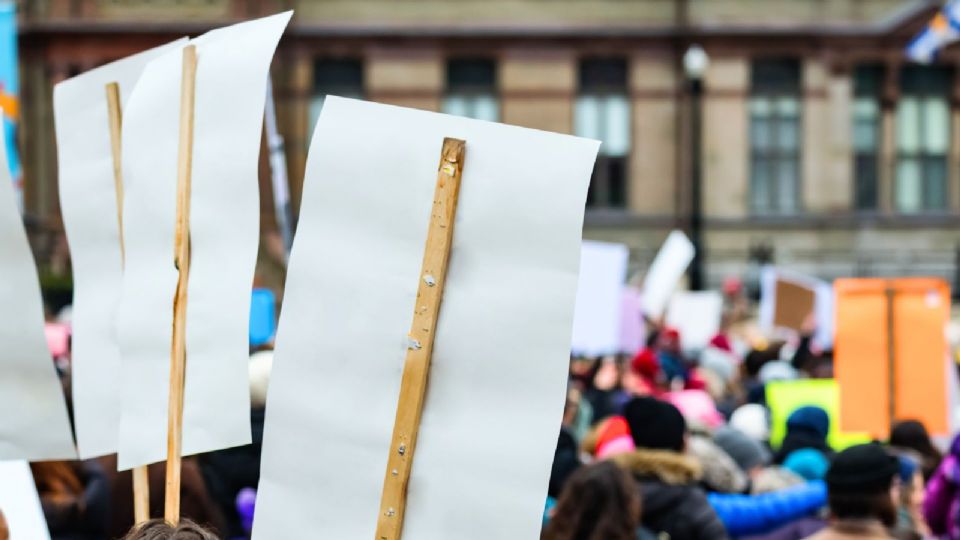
<box><xmin>834</xmin><ymin>277</ymin><xmax>951</xmax><ymax>438</ymax></box>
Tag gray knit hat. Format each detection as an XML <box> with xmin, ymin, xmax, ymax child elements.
<box><xmin>714</xmin><ymin>426</ymin><xmax>772</xmax><ymax>472</ymax></box>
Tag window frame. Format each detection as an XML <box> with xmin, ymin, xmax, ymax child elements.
<box><xmin>442</xmin><ymin>58</ymin><xmax>500</xmax><ymax>122</ymax></box>
<box><xmin>749</xmin><ymin>59</ymin><xmax>803</xmax><ymax>216</ymax></box>
<box><xmin>576</xmin><ymin>57</ymin><xmax>630</xmax><ymax>210</ymax></box>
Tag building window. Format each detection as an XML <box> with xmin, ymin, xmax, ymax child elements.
<box><xmin>853</xmin><ymin>65</ymin><xmax>883</xmax><ymax>211</ymax></box>
<box><xmin>750</xmin><ymin>59</ymin><xmax>802</xmax><ymax>215</ymax></box>
<box><xmin>310</xmin><ymin>59</ymin><xmax>364</xmax><ymax>137</ymax></box>
<box><xmin>442</xmin><ymin>58</ymin><xmax>498</xmax><ymax>122</ymax></box>
<box><xmin>576</xmin><ymin>58</ymin><xmax>630</xmax><ymax>209</ymax></box>
<box><xmin>895</xmin><ymin>65</ymin><xmax>952</xmax><ymax>213</ymax></box>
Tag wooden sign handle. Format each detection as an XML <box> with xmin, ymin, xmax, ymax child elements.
<box><xmin>165</xmin><ymin>44</ymin><xmax>198</xmax><ymax>525</ymax></box>
<box><xmin>105</xmin><ymin>81</ymin><xmax>151</xmax><ymax>526</ymax></box>
<box><xmin>374</xmin><ymin>137</ymin><xmax>466</xmax><ymax>540</ymax></box>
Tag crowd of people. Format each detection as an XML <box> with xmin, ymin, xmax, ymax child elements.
<box><xmin>20</xmin><ymin>346</ymin><xmax>273</xmax><ymax>540</ymax></box>
<box><xmin>542</xmin><ymin>283</ymin><xmax>960</xmax><ymax>539</ymax></box>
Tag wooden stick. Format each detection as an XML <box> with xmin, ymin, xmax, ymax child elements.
<box><xmin>105</xmin><ymin>82</ymin><xmax>126</xmax><ymax>263</ymax></box>
<box><xmin>165</xmin><ymin>44</ymin><xmax>198</xmax><ymax>525</ymax></box>
<box><xmin>374</xmin><ymin>137</ymin><xmax>465</xmax><ymax>540</ymax></box>
<box><xmin>106</xmin><ymin>81</ymin><xmax>151</xmax><ymax>526</ymax></box>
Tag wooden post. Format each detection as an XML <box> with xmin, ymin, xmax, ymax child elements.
<box><xmin>106</xmin><ymin>81</ymin><xmax>150</xmax><ymax>526</ymax></box>
<box><xmin>374</xmin><ymin>138</ymin><xmax>465</xmax><ymax>540</ymax></box>
<box><xmin>165</xmin><ymin>44</ymin><xmax>198</xmax><ymax>525</ymax></box>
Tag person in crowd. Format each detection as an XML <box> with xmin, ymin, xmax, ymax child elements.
<box><xmin>669</xmin><ymin>389</ymin><xmax>748</xmax><ymax>494</ymax></box>
<box><xmin>708</xmin><ymin>478</ymin><xmax>827</xmax><ymax>537</ymax></box>
<box><xmin>31</xmin><ymin>460</ymin><xmax>110</xmax><ymax>540</ymax></box>
<box><xmin>628</xmin><ymin>348</ymin><xmax>665</xmax><ymax>397</ymax></box>
<box><xmin>121</xmin><ymin>518</ymin><xmax>219</xmax><ymax>540</ymax></box>
<box><xmin>751</xmin><ymin>467</ymin><xmax>806</xmax><ymax>495</ymax></box>
<box><xmin>541</xmin><ymin>461</ymin><xmax>644</xmax><ymax>540</ymax></box>
<box><xmin>889</xmin><ymin>453</ymin><xmax>927</xmax><ymax>540</ymax></box>
<box><xmin>581</xmin><ymin>415</ymin><xmax>635</xmax><ymax>461</ymax></box>
<box><xmin>199</xmin><ymin>349</ymin><xmax>273</xmax><ymax>538</ymax></box>
<box><xmin>783</xmin><ymin>448</ymin><xmax>830</xmax><ymax>482</ymax></box>
<box><xmin>806</xmin><ymin>443</ymin><xmax>901</xmax><ymax>540</ymax></box>
<box><xmin>890</xmin><ymin>419</ymin><xmax>942</xmax><ymax>481</ymax></box>
<box><xmin>103</xmin><ymin>456</ymin><xmax>225</xmax><ymax>538</ymax></box>
<box><xmin>715</xmin><ymin>425</ymin><xmax>772</xmax><ymax>480</ymax></box>
<box><xmin>549</xmin><ymin>427</ymin><xmax>582</xmax><ymax>498</ymax></box>
<box><xmin>584</xmin><ymin>360</ymin><xmax>630</xmax><ymax>422</ymax></box>
<box><xmin>616</xmin><ymin>396</ymin><xmax>728</xmax><ymax>539</ymax></box>
<box><xmin>730</xmin><ymin>404</ymin><xmax>772</xmax><ymax>447</ymax></box>
<box><xmin>923</xmin><ymin>433</ymin><xmax>960</xmax><ymax>539</ymax></box>
<box><xmin>742</xmin><ymin>345</ymin><xmax>783</xmax><ymax>405</ymax></box>
<box><xmin>774</xmin><ymin>406</ymin><xmax>832</xmax><ymax>464</ymax></box>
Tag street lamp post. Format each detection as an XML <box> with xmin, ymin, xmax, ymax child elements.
<box><xmin>684</xmin><ymin>45</ymin><xmax>708</xmax><ymax>291</ymax></box>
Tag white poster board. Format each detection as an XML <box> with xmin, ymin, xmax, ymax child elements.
<box><xmin>666</xmin><ymin>291</ymin><xmax>723</xmax><ymax>352</ymax></box>
<box><xmin>116</xmin><ymin>12</ymin><xmax>291</xmax><ymax>470</ymax></box>
<box><xmin>0</xmin><ymin>460</ymin><xmax>50</xmax><ymax>540</ymax></box>
<box><xmin>641</xmin><ymin>230</ymin><xmax>695</xmax><ymax>319</ymax></box>
<box><xmin>253</xmin><ymin>97</ymin><xmax>599</xmax><ymax>538</ymax></box>
<box><xmin>571</xmin><ymin>241</ymin><xmax>628</xmax><ymax>356</ymax></box>
<box><xmin>0</xmin><ymin>128</ymin><xmax>75</xmax><ymax>461</ymax></box>
<box><xmin>759</xmin><ymin>266</ymin><xmax>834</xmax><ymax>350</ymax></box>
<box><xmin>55</xmin><ymin>39</ymin><xmax>188</xmax><ymax>460</ymax></box>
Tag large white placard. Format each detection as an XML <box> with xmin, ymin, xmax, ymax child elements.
<box><xmin>642</xmin><ymin>230</ymin><xmax>695</xmax><ymax>318</ymax></box>
<box><xmin>666</xmin><ymin>291</ymin><xmax>723</xmax><ymax>352</ymax></box>
<box><xmin>0</xmin><ymin>130</ymin><xmax>75</xmax><ymax>461</ymax></box>
<box><xmin>253</xmin><ymin>97</ymin><xmax>599</xmax><ymax>539</ymax></box>
<box><xmin>571</xmin><ymin>241</ymin><xmax>629</xmax><ymax>356</ymax></box>
<box><xmin>116</xmin><ymin>12</ymin><xmax>291</xmax><ymax>470</ymax></box>
<box><xmin>55</xmin><ymin>39</ymin><xmax>188</xmax><ymax>460</ymax></box>
<box><xmin>0</xmin><ymin>460</ymin><xmax>50</xmax><ymax>540</ymax></box>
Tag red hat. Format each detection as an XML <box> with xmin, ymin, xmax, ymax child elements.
<box><xmin>631</xmin><ymin>348</ymin><xmax>660</xmax><ymax>379</ymax></box>
<box><xmin>594</xmin><ymin>416</ymin><xmax>636</xmax><ymax>459</ymax></box>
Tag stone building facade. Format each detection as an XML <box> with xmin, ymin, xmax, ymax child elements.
<box><xmin>16</xmin><ymin>0</ymin><xmax>960</xmax><ymax>287</ymax></box>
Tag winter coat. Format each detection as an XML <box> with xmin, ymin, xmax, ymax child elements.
<box><xmin>689</xmin><ymin>434</ymin><xmax>748</xmax><ymax>494</ymax></box>
<box><xmin>613</xmin><ymin>448</ymin><xmax>729</xmax><ymax>540</ymax></box>
<box><xmin>803</xmin><ymin>521</ymin><xmax>893</xmax><ymax>540</ymax></box>
<box><xmin>923</xmin><ymin>438</ymin><xmax>960</xmax><ymax>539</ymax></box>
<box><xmin>740</xmin><ymin>516</ymin><xmax>826</xmax><ymax>540</ymax></box>
<box><xmin>774</xmin><ymin>431</ymin><xmax>832</xmax><ymax>465</ymax></box>
<box><xmin>708</xmin><ymin>480</ymin><xmax>827</xmax><ymax>537</ymax></box>
<box><xmin>200</xmin><ymin>407</ymin><xmax>266</xmax><ymax>538</ymax></box>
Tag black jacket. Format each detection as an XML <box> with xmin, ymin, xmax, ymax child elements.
<box><xmin>613</xmin><ymin>449</ymin><xmax>730</xmax><ymax>540</ymax></box>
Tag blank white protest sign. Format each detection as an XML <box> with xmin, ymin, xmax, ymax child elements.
<box><xmin>116</xmin><ymin>12</ymin><xmax>291</xmax><ymax>470</ymax></box>
<box><xmin>571</xmin><ymin>240</ymin><xmax>629</xmax><ymax>356</ymax></box>
<box><xmin>55</xmin><ymin>38</ymin><xmax>188</xmax><ymax>459</ymax></box>
<box><xmin>642</xmin><ymin>230</ymin><xmax>695</xmax><ymax>319</ymax></box>
<box><xmin>0</xmin><ymin>128</ymin><xmax>75</xmax><ymax>461</ymax></box>
<box><xmin>0</xmin><ymin>460</ymin><xmax>50</xmax><ymax>540</ymax></box>
<box><xmin>253</xmin><ymin>97</ymin><xmax>599</xmax><ymax>539</ymax></box>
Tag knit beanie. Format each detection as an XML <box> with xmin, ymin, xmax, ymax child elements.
<box><xmin>594</xmin><ymin>416</ymin><xmax>636</xmax><ymax>460</ymax></box>
<box><xmin>623</xmin><ymin>397</ymin><xmax>687</xmax><ymax>452</ymax></box>
<box><xmin>730</xmin><ymin>404</ymin><xmax>771</xmax><ymax>442</ymax></box>
<box><xmin>715</xmin><ymin>426</ymin><xmax>771</xmax><ymax>472</ymax></box>
<box><xmin>783</xmin><ymin>448</ymin><xmax>830</xmax><ymax>481</ymax></box>
<box><xmin>826</xmin><ymin>444</ymin><xmax>899</xmax><ymax>494</ymax></box>
<box><xmin>787</xmin><ymin>406</ymin><xmax>830</xmax><ymax>439</ymax></box>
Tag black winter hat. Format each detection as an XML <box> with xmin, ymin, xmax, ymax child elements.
<box><xmin>826</xmin><ymin>443</ymin><xmax>900</xmax><ymax>494</ymax></box>
<box><xmin>623</xmin><ymin>397</ymin><xmax>687</xmax><ymax>452</ymax></box>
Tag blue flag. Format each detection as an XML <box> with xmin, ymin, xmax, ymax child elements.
<box><xmin>0</xmin><ymin>2</ymin><xmax>20</xmax><ymax>204</ymax></box>
<box><xmin>907</xmin><ymin>2</ymin><xmax>960</xmax><ymax>64</ymax></box>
